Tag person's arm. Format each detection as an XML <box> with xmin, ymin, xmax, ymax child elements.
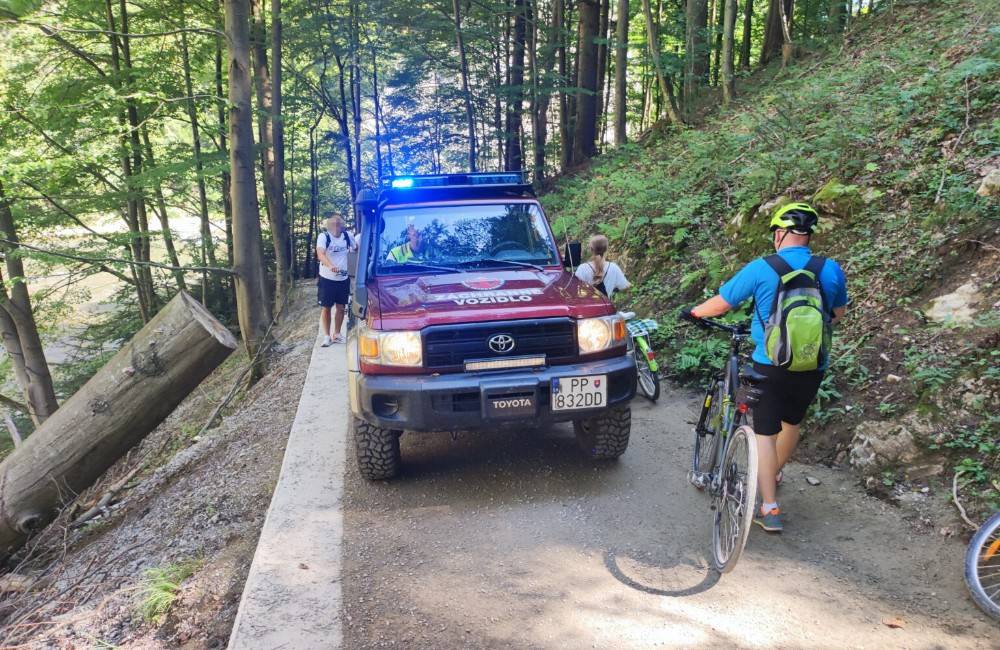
<box><xmin>832</xmin><ymin>306</ymin><xmax>846</xmax><ymax>325</ymax></box>
<box><xmin>613</xmin><ymin>264</ymin><xmax>631</xmax><ymax>292</ymax></box>
<box><xmin>830</xmin><ymin>262</ymin><xmax>848</xmax><ymax>325</ymax></box>
<box><xmin>317</xmin><ymin>244</ymin><xmax>337</xmax><ymax>273</ymax></box>
<box><xmin>691</xmin><ymin>294</ymin><xmax>733</xmax><ymax>318</ymax></box>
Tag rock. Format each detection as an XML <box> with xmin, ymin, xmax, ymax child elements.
<box><xmin>906</xmin><ymin>463</ymin><xmax>944</xmax><ymax>480</ymax></box>
<box><xmin>849</xmin><ymin>420</ymin><xmax>920</xmax><ymax>471</ymax></box>
<box><xmin>812</xmin><ymin>179</ymin><xmax>864</xmax><ymax>217</ymax></box>
<box><xmin>977</xmin><ymin>168</ymin><xmax>1000</xmax><ymax>197</ymax></box>
<box><xmin>886</xmin><ymin>374</ymin><xmax>903</xmax><ymax>383</ymax></box>
<box><xmin>805</xmin><ymin>476</ymin><xmax>821</xmax><ymax>486</ymax></box>
<box><xmin>924</xmin><ymin>282</ymin><xmax>981</xmax><ymax>324</ymax></box>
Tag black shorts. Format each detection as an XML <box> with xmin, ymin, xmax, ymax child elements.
<box><xmin>317</xmin><ymin>276</ymin><xmax>349</xmax><ymax>308</ymax></box>
<box><xmin>751</xmin><ymin>362</ymin><xmax>824</xmax><ymax>436</ymax></box>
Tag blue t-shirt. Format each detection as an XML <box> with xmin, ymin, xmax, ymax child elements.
<box><xmin>719</xmin><ymin>246</ymin><xmax>848</xmax><ymax>367</ymax></box>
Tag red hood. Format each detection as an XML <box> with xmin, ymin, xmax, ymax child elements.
<box><xmin>369</xmin><ymin>268</ymin><xmax>613</xmax><ymax>330</ymax></box>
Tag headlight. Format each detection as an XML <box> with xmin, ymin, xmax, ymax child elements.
<box><xmin>577</xmin><ymin>315</ymin><xmax>626</xmax><ymax>354</ymax></box>
<box><xmin>359</xmin><ymin>330</ymin><xmax>423</xmax><ymax>367</ymax></box>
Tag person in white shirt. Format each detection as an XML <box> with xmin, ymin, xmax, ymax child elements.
<box><xmin>316</xmin><ymin>214</ymin><xmax>357</xmax><ymax>346</ymax></box>
<box><xmin>574</xmin><ymin>234</ymin><xmax>630</xmax><ymax>300</ymax></box>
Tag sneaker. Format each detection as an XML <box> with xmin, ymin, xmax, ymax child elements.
<box><xmin>321</xmin><ymin>336</ymin><xmax>333</xmax><ymax>347</ymax></box>
<box><xmin>754</xmin><ymin>506</ymin><xmax>783</xmax><ymax>533</ymax></box>
<box><xmin>332</xmin><ymin>334</ymin><xmax>345</xmax><ymax>344</ymax></box>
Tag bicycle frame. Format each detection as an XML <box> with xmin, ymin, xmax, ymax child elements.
<box><xmin>632</xmin><ymin>334</ymin><xmax>658</xmax><ymax>372</ymax></box>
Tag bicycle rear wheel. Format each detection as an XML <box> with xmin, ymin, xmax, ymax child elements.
<box><xmin>635</xmin><ymin>346</ymin><xmax>660</xmax><ymax>402</ymax></box>
<box><xmin>712</xmin><ymin>425</ymin><xmax>758</xmax><ymax>574</ymax></box>
<box><xmin>965</xmin><ymin>510</ymin><xmax>1000</xmax><ymax>621</ymax></box>
<box><xmin>692</xmin><ymin>381</ymin><xmax>724</xmax><ymax>478</ymax></box>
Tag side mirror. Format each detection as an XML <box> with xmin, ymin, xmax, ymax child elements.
<box><xmin>563</xmin><ymin>240</ymin><xmax>582</xmax><ymax>269</ymax></box>
<box><xmin>355</xmin><ymin>188</ymin><xmax>377</xmax><ymax>217</ymax></box>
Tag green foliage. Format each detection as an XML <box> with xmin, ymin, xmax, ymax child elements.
<box><xmin>137</xmin><ymin>559</ymin><xmax>201</xmax><ymax>624</ymax></box>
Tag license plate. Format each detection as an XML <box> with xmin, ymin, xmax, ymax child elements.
<box><xmin>551</xmin><ymin>375</ymin><xmax>607</xmax><ymax>411</ymax></box>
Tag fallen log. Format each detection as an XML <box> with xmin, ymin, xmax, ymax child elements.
<box><xmin>0</xmin><ymin>291</ymin><xmax>238</xmax><ymax>558</ymax></box>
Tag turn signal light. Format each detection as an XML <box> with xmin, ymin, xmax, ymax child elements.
<box><xmin>359</xmin><ymin>334</ymin><xmax>380</xmax><ymax>359</ymax></box>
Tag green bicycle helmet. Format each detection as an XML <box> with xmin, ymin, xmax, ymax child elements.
<box><xmin>770</xmin><ymin>202</ymin><xmax>819</xmax><ymax>234</ymax></box>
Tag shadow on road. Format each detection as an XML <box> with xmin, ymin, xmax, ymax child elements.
<box><xmin>603</xmin><ymin>548</ymin><xmax>721</xmax><ymax>597</ymax></box>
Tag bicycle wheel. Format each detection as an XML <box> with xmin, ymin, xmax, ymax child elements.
<box><xmin>693</xmin><ymin>381</ymin><xmax>724</xmax><ymax>477</ymax></box>
<box><xmin>965</xmin><ymin>510</ymin><xmax>1000</xmax><ymax>621</ymax></box>
<box><xmin>634</xmin><ymin>346</ymin><xmax>660</xmax><ymax>402</ymax></box>
<box><xmin>712</xmin><ymin>425</ymin><xmax>758</xmax><ymax>573</ymax></box>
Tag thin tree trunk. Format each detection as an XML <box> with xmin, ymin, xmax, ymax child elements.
<box><xmin>250</xmin><ymin>0</ymin><xmax>289</xmax><ymax>315</ymax></box>
<box><xmin>613</xmin><ymin>0</ymin><xmax>629</xmax><ymax>144</ymax></box>
<box><xmin>271</xmin><ymin>0</ymin><xmax>290</xmax><ymax>301</ymax></box>
<box><xmin>139</xmin><ymin>126</ymin><xmax>188</xmax><ymax>294</ymax></box>
<box><xmin>308</xmin><ymin>120</ymin><xmax>320</xmax><ymax>277</ymax></box>
<box><xmin>349</xmin><ymin>0</ymin><xmax>362</xmax><ymax>193</ymax></box>
<box><xmin>721</xmin><ymin>0</ymin><xmax>737</xmax><ymax>103</ymax></box>
<box><xmin>555</xmin><ymin>0</ymin><xmax>571</xmax><ymax>169</ymax></box>
<box><xmin>594</xmin><ymin>0</ymin><xmax>610</xmax><ymax>146</ymax></box>
<box><xmin>740</xmin><ymin>0</ymin><xmax>754</xmax><ymax>69</ymax></box>
<box><xmin>778</xmin><ymin>0</ymin><xmax>794</xmax><ymax>66</ymax></box>
<box><xmin>453</xmin><ymin>0</ymin><xmax>478</xmax><ymax>171</ymax></box>
<box><xmin>372</xmin><ymin>44</ymin><xmax>385</xmax><ymax>180</ymax></box>
<box><xmin>828</xmin><ymin>0</ymin><xmax>843</xmax><ymax>33</ymax></box>
<box><xmin>0</xmin><ymin>182</ymin><xmax>58</xmax><ymax>425</ymax></box>
<box><xmin>642</xmin><ymin>0</ymin><xmax>683</xmax><ymax>125</ymax></box>
<box><xmin>216</xmin><ymin>10</ymin><xmax>237</xmax><ymax>317</ymax></box>
<box><xmin>225</xmin><ymin>0</ymin><xmax>272</xmax><ymax>379</ymax></box>
<box><xmin>762</xmin><ymin>0</ymin><xmax>793</xmax><ymax>65</ymax></box>
<box><xmin>712</xmin><ymin>0</ymin><xmax>724</xmax><ymax>85</ymax></box>
<box><xmin>335</xmin><ymin>56</ymin><xmax>358</xmax><ymax>207</ymax></box>
<box><xmin>571</xmin><ymin>0</ymin><xmax>600</xmax><ymax>164</ymax></box>
<box><xmin>506</xmin><ymin>0</ymin><xmax>527</xmax><ymax>171</ymax></box>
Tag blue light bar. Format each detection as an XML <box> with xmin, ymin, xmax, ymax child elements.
<box><xmin>384</xmin><ymin>172</ymin><xmax>528</xmax><ymax>191</ymax></box>
<box><xmin>391</xmin><ymin>178</ymin><xmax>414</xmax><ymax>189</ymax></box>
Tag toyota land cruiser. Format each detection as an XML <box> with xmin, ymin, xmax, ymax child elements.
<box><xmin>348</xmin><ymin>172</ymin><xmax>636</xmax><ymax>479</ymax></box>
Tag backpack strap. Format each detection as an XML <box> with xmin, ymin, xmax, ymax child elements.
<box><xmin>323</xmin><ymin>231</ymin><xmax>331</xmax><ymax>248</ymax></box>
<box><xmin>763</xmin><ymin>254</ymin><xmax>795</xmax><ymax>278</ymax></box>
<box><xmin>804</xmin><ymin>255</ymin><xmax>827</xmax><ymax>280</ymax></box>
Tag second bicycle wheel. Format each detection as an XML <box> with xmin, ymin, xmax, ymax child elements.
<box><xmin>635</xmin><ymin>347</ymin><xmax>660</xmax><ymax>402</ymax></box>
<box><xmin>965</xmin><ymin>510</ymin><xmax>1000</xmax><ymax>621</ymax></box>
<box><xmin>712</xmin><ymin>425</ymin><xmax>758</xmax><ymax>573</ymax></box>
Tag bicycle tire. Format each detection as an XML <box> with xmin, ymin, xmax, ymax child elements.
<box><xmin>635</xmin><ymin>348</ymin><xmax>660</xmax><ymax>402</ymax></box>
<box><xmin>712</xmin><ymin>425</ymin><xmax>758</xmax><ymax>574</ymax></box>
<box><xmin>965</xmin><ymin>510</ymin><xmax>1000</xmax><ymax>621</ymax></box>
<box><xmin>693</xmin><ymin>381</ymin><xmax>723</xmax><ymax>476</ymax></box>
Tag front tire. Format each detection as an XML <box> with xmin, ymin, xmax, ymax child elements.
<box><xmin>712</xmin><ymin>425</ymin><xmax>758</xmax><ymax>574</ymax></box>
<box><xmin>353</xmin><ymin>417</ymin><xmax>402</xmax><ymax>480</ymax></box>
<box><xmin>635</xmin><ymin>348</ymin><xmax>660</xmax><ymax>402</ymax></box>
<box><xmin>574</xmin><ymin>406</ymin><xmax>631</xmax><ymax>459</ymax></box>
<box><xmin>965</xmin><ymin>510</ymin><xmax>1000</xmax><ymax>621</ymax></box>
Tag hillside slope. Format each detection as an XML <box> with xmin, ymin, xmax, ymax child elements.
<box><xmin>542</xmin><ymin>0</ymin><xmax>999</xmax><ymax>518</ymax></box>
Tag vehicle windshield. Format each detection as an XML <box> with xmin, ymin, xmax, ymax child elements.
<box><xmin>376</xmin><ymin>203</ymin><xmax>559</xmax><ymax>274</ymax></box>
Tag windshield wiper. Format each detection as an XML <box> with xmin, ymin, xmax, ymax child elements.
<box><xmin>456</xmin><ymin>258</ymin><xmax>546</xmax><ymax>272</ymax></box>
<box><xmin>381</xmin><ymin>261</ymin><xmax>461</xmax><ymax>274</ymax></box>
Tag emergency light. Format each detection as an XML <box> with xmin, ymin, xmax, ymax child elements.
<box><xmin>383</xmin><ymin>172</ymin><xmax>527</xmax><ymax>190</ymax></box>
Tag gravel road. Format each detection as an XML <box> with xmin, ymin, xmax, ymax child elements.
<box><xmin>342</xmin><ymin>389</ymin><xmax>997</xmax><ymax>649</ymax></box>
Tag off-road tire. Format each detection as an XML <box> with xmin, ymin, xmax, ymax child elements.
<box><xmin>573</xmin><ymin>406</ymin><xmax>631</xmax><ymax>459</ymax></box>
<box><xmin>353</xmin><ymin>417</ymin><xmax>402</xmax><ymax>480</ymax></box>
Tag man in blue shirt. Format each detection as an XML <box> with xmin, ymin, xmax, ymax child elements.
<box><xmin>683</xmin><ymin>202</ymin><xmax>848</xmax><ymax>533</ymax></box>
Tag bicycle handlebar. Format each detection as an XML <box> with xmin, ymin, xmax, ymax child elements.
<box><xmin>679</xmin><ymin>311</ymin><xmax>750</xmax><ymax>336</ymax></box>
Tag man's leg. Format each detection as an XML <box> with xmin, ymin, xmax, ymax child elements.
<box><xmin>757</xmin><ymin>434</ymin><xmax>779</xmax><ymax>507</ymax></box>
<box><xmin>320</xmin><ymin>307</ymin><xmax>332</xmax><ymax>337</ymax></box>
<box><xmin>333</xmin><ymin>304</ymin><xmax>345</xmax><ymax>337</ymax></box>
<box><xmin>776</xmin><ymin>421</ymin><xmax>801</xmax><ymax>470</ymax></box>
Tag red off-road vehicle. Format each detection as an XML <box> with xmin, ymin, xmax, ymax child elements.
<box><xmin>348</xmin><ymin>173</ymin><xmax>636</xmax><ymax>479</ymax></box>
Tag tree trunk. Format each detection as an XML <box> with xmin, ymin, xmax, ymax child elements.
<box><xmin>712</xmin><ymin>0</ymin><xmax>724</xmax><ymax>85</ymax></box>
<box><xmin>453</xmin><ymin>0</ymin><xmax>477</xmax><ymax>171</ymax></box>
<box><xmin>350</xmin><ymin>0</ymin><xmax>362</xmax><ymax>195</ymax></box>
<box><xmin>571</xmin><ymin>0</ymin><xmax>600</xmax><ymax>164</ymax></box>
<box><xmin>828</xmin><ymin>0</ymin><xmax>843</xmax><ymax>33</ymax></box>
<box><xmin>721</xmin><ymin>0</ymin><xmax>737</xmax><ymax>103</ymax></box>
<box><xmin>778</xmin><ymin>0</ymin><xmax>794</xmax><ymax>67</ymax></box>
<box><xmin>271</xmin><ymin>0</ymin><xmax>290</xmax><ymax>301</ymax></box>
<box><xmin>740</xmin><ymin>0</ymin><xmax>753</xmax><ymax>69</ymax></box>
<box><xmin>226</xmin><ymin>0</ymin><xmax>272</xmax><ymax>379</ymax></box>
<box><xmin>506</xmin><ymin>0</ymin><xmax>527</xmax><ymax>171</ymax></box>
<box><xmin>761</xmin><ymin>0</ymin><xmax>793</xmax><ymax>65</ymax></box>
<box><xmin>139</xmin><ymin>126</ymin><xmax>187</xmax><ymax>294</ymax></box>
<box><xmin>684</xmin><ymin>0</ymin><xmax>709</xmax><ymax>104</ymax></box>
<box><xmin>594</xmin><ymin>0</ymin><xmax>610</xmax><ymax>146</ymax></box>
<box><xmin>0</xmin><ymin>182</ymin><xmax>58</xmax><ymax>425</ymax></box>
<box><xmin>555</xmin><ymin>0</ymin><xmax>571</xmax><ymax>169</ymax></box>
<box><xmin>215</xmin><ymin>10</ymin><xmax>237</xmax><ymax>318</ymax></box>
<box><xmin>613</xmin><ymin>0</ymin><xmax>629</xmax><ymax>145</ymax></box>
<box><xmin>250</xmin><ymin>0</ymin><xmax>289</xmax><ymax>316</ymax></box>
<box><xmin>641</xmin><ymin>0</ymin><xmax>684</xmax><ymax>125</ymax></box>
<box><xmin>0</xmin><ymin>292</ymin><xmax>237</xmax><ymax>558</ymax></box>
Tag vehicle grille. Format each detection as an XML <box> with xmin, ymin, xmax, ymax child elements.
<box><xmin>423</xmin><ymin>318</ymin><xmax>577</xmax><ymax>371</ymax></box>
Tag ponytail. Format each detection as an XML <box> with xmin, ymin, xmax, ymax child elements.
<box><xmin>588</xmin><ymin>234</ymin><xmax>609</xmax><ymax>282</ymax></box>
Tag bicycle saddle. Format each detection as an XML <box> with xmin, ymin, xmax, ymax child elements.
<box><xmin>619</xmin><ymin>311</ymin><xmax>636</xmax><ymax>320</ymax></box>
<box><xmin>739</xmin><ymin>366</ymin><xmax>768</xmax><ymax>385</ymax></box>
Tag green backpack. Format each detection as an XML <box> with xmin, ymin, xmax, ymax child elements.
<box><xmin>760</xmin><ymin>255</ymin><xmax>832</xmax><ymax>372</ymax></box>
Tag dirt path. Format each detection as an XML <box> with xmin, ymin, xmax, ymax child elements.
<box><xmin>342</xmin><ymin>389</ymin><xmax>997</xmax><ymax>649</ymax></box>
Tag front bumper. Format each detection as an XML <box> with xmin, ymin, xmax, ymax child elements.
<box><xmin>351</xmin><ymin>354</ymin><xmax>636</xmax><ymax>432</ymax></box>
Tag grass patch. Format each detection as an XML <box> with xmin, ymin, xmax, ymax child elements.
<box><xmin>137</xmin><ymin>559</ymin><xmax>201</xmax><ymax>624</ymax></box>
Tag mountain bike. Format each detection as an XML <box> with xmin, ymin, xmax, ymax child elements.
<box><xmin>621</xmin><ymin>311</ymin><xmax>660</xmax><ymax>401</ymax></box>
<box><xmin>965</xmin><ymin>510</ymin><xmax>1000</xmax><ymax>621</ymax></box>
<box><xmin>681</xmin><ymin>314</ymin><xmax>761</xmax><ymax>573</ymax></box>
